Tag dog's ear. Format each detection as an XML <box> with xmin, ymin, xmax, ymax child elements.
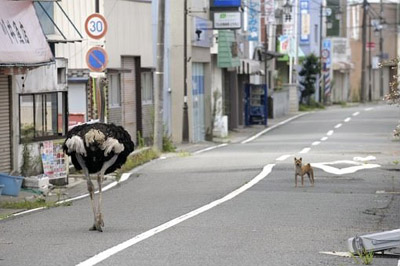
<box><xmin>294</xmin><ymin>157</ymin><xmax>297</xmax><ymax>160</ymax></box>
<box><xmin>300</xmin><ymin>157</ymin><xmax>302</xmax><ymax>161</ymax></box>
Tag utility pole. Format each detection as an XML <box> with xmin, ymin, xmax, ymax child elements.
<box><xmin>319</xmin><ymin>1</ymin><xmax>324</xmax><ymax>103</ymax></box>
<box><xmin>182</xmin><ymin>0</ymin><xmax>189</xmax><ymax>142</ymax></box>
<box><xmin>379</xmin><ymin>0</ymin><xmax>384</xmax><ymax>97</ymax></box>
<box><xmin>360</xmin><ymin>0</ymin><xmax>368</xmax><ymax>102</ymax></box>
<box><xmin>153</xmin><ymin>0</ymin><xmax>166</xmax><ymax>152</ymax></box>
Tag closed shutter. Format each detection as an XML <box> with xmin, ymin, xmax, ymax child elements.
<box><xmin>0</xmin><ymin>75</ymin><xmax>12</xmax><ymax>173</ymax></box>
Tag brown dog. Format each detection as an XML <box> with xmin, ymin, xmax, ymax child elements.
<box><xmin>294</xmin><ymin>157</ymin><xmax>314</xmax><ymax>187</ymax></box>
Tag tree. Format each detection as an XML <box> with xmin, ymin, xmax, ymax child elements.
<box><xmin>298</xmin><ymin>53</ymin><xmax>321</xmax><ymax>105</ymax></box>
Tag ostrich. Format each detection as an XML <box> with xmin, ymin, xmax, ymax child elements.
<box><xmin>63</xmin><ymin>123</ymin><xmax>134</xmax><ymax>232</ymax></box>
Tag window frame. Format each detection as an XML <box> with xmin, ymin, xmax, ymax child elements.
<box><xmin>19</xmin><ymin>91</ymin><xmax>68</xmax><ymax>143</ymax></box>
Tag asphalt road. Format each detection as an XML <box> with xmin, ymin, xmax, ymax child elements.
<box><xmin>1</xmin><ymin>103</ymin><xmax>399</xmax><ymax>266</ymax></box>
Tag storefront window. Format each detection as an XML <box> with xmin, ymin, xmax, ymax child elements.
<box><xmin>19</xmin><ymin>92</ymin><xmax>67</xmax><ymax>142</ymax></box>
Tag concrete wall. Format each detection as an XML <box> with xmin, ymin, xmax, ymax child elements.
<box><xmin>270</xmin><ymin>89</ymin><xmax>290</xmax><ymax>118</ymax></box>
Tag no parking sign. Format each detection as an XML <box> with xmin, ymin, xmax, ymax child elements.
<box><xmin>86</xmin><ymin>47</ymin><xmax>108</xmax><ymax>72</ymax></box>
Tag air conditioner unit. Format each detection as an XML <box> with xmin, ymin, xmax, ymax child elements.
<box><xmin>348</xmin><ymin>229</ymin><xmax>400</xmax><ymax>254</ymax></box>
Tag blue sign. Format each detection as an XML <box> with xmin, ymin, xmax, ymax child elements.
<box><xmin>86</xmin><ymin>47</ymin><xmax>108</xmax><ymax>72</ymax></box>
<box><xmin>211</xmin><ymin>0</ymin><xmax>241</xmax><ymax>7</ymax></box>
<box><xmin>247</xmin><ymin>0</ymin><xmax>259</xmax><ymax>41</ymax></box>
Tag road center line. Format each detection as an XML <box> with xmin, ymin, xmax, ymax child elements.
<box><xmin>76</xmin><ymin>165</ymin><xmax>276</xmax><ymax>266</ymax></box>
<box><xmin>344</xmin><ymin>117</ymin><xmax>351</xmax><ymax>122</ymax></box>
<box><xmin>312</xmin><ymin>141</ymin><xmax>321</xmax><ymax>146</ymax></box>
<box><xmin>299</xmin><ymin>147</ymin><xmax>311</xmax><ymax>154</ymax></box>
<box><xmin>276</xmin><ymin>154</ymin><xmax>291</xmax><ymax>161</ymax></box>
<box><xmin>334</xmin><ymin>123</ymin><xmax>342</xmax><ymax>129</ymax></box>
<box><xmin>352</xmin><ymin>111</ymin><xmax>360</xmax><ymax>116</ymax></box>
<box><xmin>327</xmin><ymin>130</ymin><xmax>334</xmax><ymax>136</ymax></box>
<box><xmin>321</xmin><ymin>136</ymin><xmax>328</xmax><ymax>141</ymax></box>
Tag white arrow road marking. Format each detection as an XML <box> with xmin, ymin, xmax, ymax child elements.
<box><xmin>311</xmin><ymin>160</ymin><xmax>380</xmax><ymax>175</ymax></box>
<box><xmin>353</xmin><ymin>156</ymin><xmax>376</xmax><ymax>162</ymax></box>
<box><xmin>76</xmin><ymin>164</ymin><xmax>276</xmax><ymax>266</ymax></box>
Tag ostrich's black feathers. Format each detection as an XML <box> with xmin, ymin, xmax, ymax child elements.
<box><xmin>63</xmin><ymin>123</ymin><xmax>135</xmax><ymax>174</ymax></box>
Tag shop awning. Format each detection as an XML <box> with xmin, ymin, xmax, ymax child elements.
<box><xmin>0</xmin><ymin>0</ymin><xmax>53</xmax><ymax>66</ymax></box>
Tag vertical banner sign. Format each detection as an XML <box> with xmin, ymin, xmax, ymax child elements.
<box><xmin>248</xmin><ymin>0</ymin><xmax>260</xmax><ymax>41</ymax></box>
<box><xmin>264</xmin><ymin>0</ymin><xmax>275</xmax><ymax>24</ymax></box>
<box><xmin>322</xmin><ymin>39</ymin><xmax>332</xmax><ymax>95</ymax></box>
<box><xmin>278</xmin><ymin>35</ymin><xmax>290</xmax><ymax>54</ymax></box>
<box><xmin>300</xmin><ymin>0</ymin><xmax>310</xmax><ymax>43</ymax></box>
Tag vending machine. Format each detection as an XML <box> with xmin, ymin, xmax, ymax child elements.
<box><xmin>245</xmin><ymin>84</ymin><xmax>268</xmax><ymax>126</ymax></box>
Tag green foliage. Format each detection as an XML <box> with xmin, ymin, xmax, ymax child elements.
<box><xmin>299</xmin><ymin>99</ymin><xmax>325</xmax><ymax>111</ymax></box>
<box><xmin>351</xmin><ymin>249</ymin><xmax>374</xmax><ymax>265</ymax></box>
<box><xmin>137</xmin><ymin>131</ymin><xmax>145</xmax><ymax>149</ymax></box>
<box><xmin>0</xmin><ymin>197</ymin><xmax>71</xmax><ymax>210</ymax></box>
<box><xmin>162</xmin><ymin>134</ymin><xmax>176</xmax><ymax>152</ymax></box>
<box><xmin>116</xmin><ymin>148</ymin><xmax>159</xmax><ymax>181</ymax></box>
<box><xmin>299</xmin><ymin>53</ymin><xmax>321</xmax><ymax>105</ymax></box>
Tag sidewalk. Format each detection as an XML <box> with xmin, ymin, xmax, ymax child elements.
<box><xmin>0</xmin><ymin>112</ymin><xmax>302</xmax><ymax>219</ymax></box>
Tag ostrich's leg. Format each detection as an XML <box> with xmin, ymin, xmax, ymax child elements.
<box><xmin>95</xmin><ymin>155</ymin><xmax>118</xmax><ymax>232</ymax></box>
<box><xmin>75</xmin><ymin>154</ymin><xmax>98</xmax><ymax>230</ymax></box>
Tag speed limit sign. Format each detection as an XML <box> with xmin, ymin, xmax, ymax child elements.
<box><xmin>85</xmin><ymin>13</ymin><xmax>108</xmax><ymax>39</ymax></box>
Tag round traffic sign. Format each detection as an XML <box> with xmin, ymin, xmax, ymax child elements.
<box><xmin>321</xmin><ymin>49</ymin><xmax>330</xmax><ymax>59</ymax></box>
<box><xmin>86</xmin><ymin>47</ymin><xmax>108</xmax><ymax>72</ymax></box>
<box><xmin>85</xmin><ymin>13</ymin><xmax>108</xmax><ymax>39</ymax></box>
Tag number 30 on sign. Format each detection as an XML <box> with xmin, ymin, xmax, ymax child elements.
<box><xmin>85</xmin><ymin>13</ymin><xmax>108</xmax><ymax>39</ymax></box>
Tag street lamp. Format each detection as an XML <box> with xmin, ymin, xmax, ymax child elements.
<box><xmin>283</xmin><ymin>0</ymin><xmax>292</xmax><ymax>22</ymax></box>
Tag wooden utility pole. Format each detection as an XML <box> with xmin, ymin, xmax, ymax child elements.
<box><xmin>153</xmin><ymin>0</ymin><xmax>166</xmax><ymax>152</ymax></box>
<box><xmin>361</xmin><ymin>0</ymin><xmax>368</xmax><ymax>102</ymax></box>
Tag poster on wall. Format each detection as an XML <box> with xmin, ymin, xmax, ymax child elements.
<box><xmin>41</xmin><ymin>141</ymin><xmax>67</xmax><ymax>180</ymax></box>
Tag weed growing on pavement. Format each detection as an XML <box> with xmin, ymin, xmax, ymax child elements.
<box><xmin>0</xmin><ymin>197</ymin><xmax>71</xmax><ymax>210</ymax></box>
<box><xmin>351</xmin><ymin>249</ymin><xmax>374</xmax><ymax>265</ymax></box>
<box><xmin>116</xmin><ymin>148</ymin><xmax>159</xmax><ymax>181</ymax></box>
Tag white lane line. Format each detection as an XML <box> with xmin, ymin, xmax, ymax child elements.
<box><xmin>299</xmin><ymin>147</ymin><xmax>311</xmax><ymax>154</ymax></box>
<box><xmin>13</xmin><ymin>173</ymin><xmax>133</xmax><ymax>217</ymax></box>
<box><xmin>398</xmin><ymin>259</ymin><xmax>400</xmax><ymax>266</ymax></box>
<box><xmin>193</xmin><ymin>143</ymin><xmax>228</xmax><ymax>155</ymax></box>
<box><xmin>76</xmin><ymin>164</ymin><xmax>276</xmax><ymax>266</ymax></box>
<box><xmin>344</xmin><ymin>117</ymin><xmax>351</xmax><ymax>122</ymax></box>
<box><xmin>352</xmin><ymin>111</ymin><xmax>360</xmax><ymax>116</ymax></box>
<box><xmin>276</xmin><ymin>154</ymin><xmax>291</xmax><ymax>161</ymax></box>
<box><xmin>312</xmin><ymin>141</ymin><xmax>321</xmax><ymax>146</ymax></box>
<box><xmin>321</xmin><ymin>136</ymin><xmax>328</xmax><ymax>141</ymax></box>
<box><xmin>365</xmin><ymin>107</ymin><xmax>374</xmax><ymax>111</ymax></box>
<box><xmin>334</xmin><ymin>123</ymin><xmax>342</xmax><ymax>129</ymax></box>
<box><xmin>241</xmin><ymin>113</ymin><xmax>308</xmax><ymax>144</ymax></box>
<box><xmin>327</xmin><ymin>130</ymin><xmax>334</xmax><ymax>136</ymax></box>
